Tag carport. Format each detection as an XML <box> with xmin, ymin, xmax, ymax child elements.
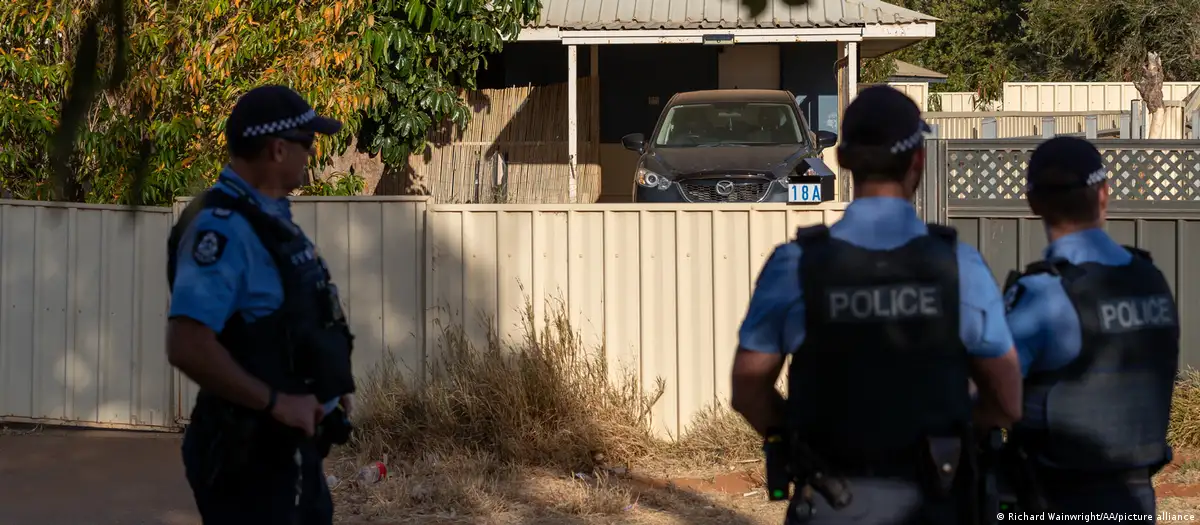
<box><xmin>516</xmin><ymin>0</ymin><xmax>939</xmax><ymax>201</ymax></box>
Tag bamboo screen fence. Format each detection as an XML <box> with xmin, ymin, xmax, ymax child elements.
<box><xmin>408</xmin><ymin>79</ymin><xmax>601</xmax><ymax>204</ymax></box>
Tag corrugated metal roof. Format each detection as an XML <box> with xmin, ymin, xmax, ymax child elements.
<box><xmin>893</xmin><ymin>60</ymin><xmax>946</xmax><ymax>79</ymax></box>
<box><xmin>531</xmin><ymin>0</ymin><xmax>937</xmax><ymax>30</ymax></box>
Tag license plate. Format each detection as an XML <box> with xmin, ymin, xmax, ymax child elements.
<box><xmin>788</xmin><ymin>183</ymin><xmax>823</xmax><ymax>203</ymax></box>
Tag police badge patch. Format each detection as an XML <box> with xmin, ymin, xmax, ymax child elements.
<box><xmin>192</xmin><ymin>230</ymin><xmax>228</xmax><ymax>266</ymax></box>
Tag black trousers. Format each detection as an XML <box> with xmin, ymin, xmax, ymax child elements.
<box><xmin>182</xmin><ymin>420</ymin><xmax>333</xmax><ymax>525</ymax></box>
<box><xmin>1037</xmin><ymin>467</ymin><xmax>1155</xmax><ymax>524</ymax></box>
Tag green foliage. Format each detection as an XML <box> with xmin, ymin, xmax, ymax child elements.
<box><xmin>1018</xmin><ymin>0</ymin><xmax>1200</xmax><ymax>83</ymax></box>
<box><xmin>866</xmin><ymin>0</ymin><xmax>1200</xmax><ymax>105</ymax></box>
<box><xmin>862</xmin><ymin>0</ymin><xmax>1023</xmax><ymax>106</ymax></box>
<box><xmin>0</xmin><ymin>0</ymin><xmax>536</xmax><ymax>205</ymax></box>
<box><xmin>300</xmin><ymin>172</ymin><xmax>367</xmax><ymax>196</ymax></box>
<box><xmin>359</xmin><ymin>0</ymin><xmax>540</xmax><ymax>167</ymax></box>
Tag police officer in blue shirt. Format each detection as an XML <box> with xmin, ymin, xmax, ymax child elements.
<box><xmin>730</xmin><ymin>85</ymin><xmax>1024</xmax><ymax>525</ymax></box>
<box><xmin>166</xmin><ymin>85</ymin><xmax>357</xmax><ymax>525</ymax></box>
<box><xmin>1004</xmin><ymin>137</ymin><xmax>1179</xmax><ymax>521</ymax></box>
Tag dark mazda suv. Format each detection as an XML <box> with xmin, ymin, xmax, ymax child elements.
<box><xmin>623</xmin><ymin>89</ymin><xmax>838</xmax><ymax>203</ymax></box>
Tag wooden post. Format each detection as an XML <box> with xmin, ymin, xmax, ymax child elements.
<box><xmin>1131</xmin><ymin>100</ymin><xmax>1144</xmax><ymax>139</ymax></box>
<box><xmin>567</xmin><ymin>45</ymin><xmax>578</xmax><ymax>202</ymax></box>
<box><xmin>1085</xmin><ymin>115</ymin><xmax>1098</xmax><ymax>139</ymax></box>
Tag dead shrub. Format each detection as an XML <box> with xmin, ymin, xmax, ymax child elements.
<box><xmin>352</xmin><ymin>299</ymin><xmax>670</xmax><ymax>474</ymax></box>
<box><xmin>1170</xmin><ymin>368</ymin><xmax>1200</xmax><ymax>449</ymax></box>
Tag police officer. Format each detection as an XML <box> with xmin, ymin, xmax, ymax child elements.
<box><xmin>730</xmin><ymin>85</ymin><xmax>1024</xmax><ymax>524</ymax></box>
<box><xmin>166</xmin><ymin>85</ymin><xmax>357</xmax><ymax>525</ymax></box>
<box><xmin>1004</xmin><ymin>137</ymin><xmax>1179</xmax><ymax>521</ymax></box>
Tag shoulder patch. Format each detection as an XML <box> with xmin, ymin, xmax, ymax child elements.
<box><xmin>192</xmin><ymin>229</ymin><xmax>229</xmax><ymax>266</ymax></box>
<box><xmin>1003</xmin><ymin>282</ymin><xmax>1026</xmax><ymax>313</ymax></box>
<box><xmin>211</xmin><ymin>207</ymin><xmax>232</xmax><ymax>218</ymax></box>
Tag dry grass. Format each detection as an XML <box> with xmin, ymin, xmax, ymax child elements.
<box><xmin>334</xmin><ymin>299</ymin><xmax>1200</xmax><ymax>523</ymax></box>
<box><xmin>1170</xmin><ymin>369</ymin><xmax>1200</xmax><ymax>449</ymax></box>
<box><xmin>1156</xmin><ymin>497</ymin><xmax>1200</xmax><ymax>521</ymax></box>
<box><xmin>336</xmin><ymin>300</ymin><xmax>768</xmax><ymax>523</ymax></box>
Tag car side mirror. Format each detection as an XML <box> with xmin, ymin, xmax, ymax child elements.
<box><xmin>815</xmin><ymin>131</ymin><xmax>838</xmax><ymax>149</ymax></box>
<box><xmin>622</xmin><ymin>133</ymin><xmax>646</xmax><ymax>154</ymax></box>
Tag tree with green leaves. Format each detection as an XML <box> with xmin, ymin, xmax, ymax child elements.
<box><xmin>1017</xmin><ymin>0</ymin><xmax>1200</xmax><ymax>83</ymax></box>
<box><xmin>860</xmin><ymin>0</ymin><xmax>1024</xmax><ymax>108</ymax></box>
<box><xmin>0</xmin><ymin>0</ymin><xmax>537</xmax><ymax>205</ymax></box>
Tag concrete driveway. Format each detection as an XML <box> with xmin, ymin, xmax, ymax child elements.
<box><xmin>0</xmin><ymin>427</ymin><xmax>200</xmax><ymax>525</ymax></box>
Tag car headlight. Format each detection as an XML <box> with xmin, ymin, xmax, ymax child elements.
<box><xmin>637</xmin><ymin>168</ymin><xmax>672</xmax><ymax>190</ymax></box>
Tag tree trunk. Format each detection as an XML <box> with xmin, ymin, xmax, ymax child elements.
<box><xmin>1134</xmin><ymin>52</ymin><xmax>1165</xmax><ymax>139</ymax></box>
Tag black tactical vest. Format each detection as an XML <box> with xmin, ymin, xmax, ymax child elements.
<box><xmin>789</xmin><ymin>223</ymin><xmax>971</xmax><ymax>472</ymax></box>
<box><xmin>1014</xmin><ymin>248</ymin><xmax>1179</xmax><ymax>471</ymax></box>
<box><xmin>167</xmin><ymin>188</ymin><xmax>356</xmax><ymax>406</ymax></box>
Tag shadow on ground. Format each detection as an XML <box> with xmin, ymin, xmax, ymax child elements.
<box><xmin>0</xmin><ymin>426</ymin><xmax>198</xmax><ymax>525</ymax></box>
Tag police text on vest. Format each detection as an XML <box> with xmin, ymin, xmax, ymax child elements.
<box><xmin>827</xmin><ymin>284</ymin><xmax>942</xmax><ymax>322</ymax></box>
<box><xmin>1097</xmin><ymin>295</ymin><xmax>1175</xmax><ymax>333</ymax></box>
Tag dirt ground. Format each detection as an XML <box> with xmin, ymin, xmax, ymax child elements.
<box><xmin>3</xmin><ymin>427</ymin><xmax>1200</xmax><ymax>525</ymax></box>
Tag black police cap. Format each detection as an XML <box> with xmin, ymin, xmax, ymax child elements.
<box><xmin>225</xmin><ymin>85</ymin><xmax>342</xmax><ymax>146</ymax></box>
<box><xmin>1025</xmin><ymin>137</ymin><xmax>1107</xmax><ymax>192</ymax></box>
<box><xmin>838</xmin><ymin>85</ymin><xmax>931</xmax><ymax>157</ymax></box>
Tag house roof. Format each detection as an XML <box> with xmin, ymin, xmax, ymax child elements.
<box><xmin>531</xmin><ymin>0</ymin><xmax>938</xmax><ymax>30</ymax></box>
<box><xmin>890</xmin><ymin>60</ymin><xmax>947</xmax><ymax>81</ymax></box>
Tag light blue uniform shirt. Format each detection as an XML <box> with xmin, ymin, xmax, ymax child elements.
<box><xmin>737</xmin><ymin>197</ymin><xmax>1014</xmax><ymax>358</ymax></box>
<box><xmin>1004</xmin><ymin>228</ymin><xmax>1133</xmax><ymax>376</ymax></box>
<box><xmin>170</xmin><ymin>166</ymin><xmax>341</xmax><ymax>414</ymax></box>
<box><xmin>170</xmin><ymin>166</ymin><xmax>291</xmax><ymax>331</ymax></box>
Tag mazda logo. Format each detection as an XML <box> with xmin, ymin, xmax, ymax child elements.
<box><xmin>715</xmin><ymin>180</ymin><xmax>735</xmax><ymax>196</ymax></box>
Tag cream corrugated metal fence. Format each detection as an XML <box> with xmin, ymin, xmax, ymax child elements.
<box><xmin>0</xmin><ymin>200</ymin><xmax>175</xmax><ymax>430</ymax></box>
<box><xmin>423</xmin><ymin>203</ymin><xmax>845</xmax><ymax>438</ymax></box>
<box><xmin>1002</xmin><ymin>82</ymin><xmax>1200</xmax><ymax>112</ymax></box>
<box><xmin>186</xmin><ymin>201</ymin><xmax>846</xmax><ymax>438</ymax></box>
<box><xmin>925</xmin><ymin>111</ymin><xmax>1124</xmax><ymax>139</ymax></box>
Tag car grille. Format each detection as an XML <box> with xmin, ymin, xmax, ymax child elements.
<box><xmin>680</xmin><ymin>179</ymin><xmax>771</xmax><ymax>203</ymax></box>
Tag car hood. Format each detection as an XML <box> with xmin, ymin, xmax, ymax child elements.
<box><xmin>646</xmin><ymin>145</ymin><xmax>814</xmax><ymax>179</ymax></box>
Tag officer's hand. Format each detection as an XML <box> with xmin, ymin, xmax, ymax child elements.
<box><xmin>270</xmin><ymin>393</ymin><xmax>324</xmax><ymax>436</ymax></box>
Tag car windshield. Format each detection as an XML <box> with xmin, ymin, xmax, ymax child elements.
<box><xmin>652</xmin><ymin>102</ymin><xmax>807</xmax><ymax>147</ymax></box>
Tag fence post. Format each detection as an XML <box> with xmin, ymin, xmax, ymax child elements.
<box><xmin>1085</xmin><ymin>115</ymin><xmax>1098</xmax><ymax>139</ymax></box>
<box><xmin>1041</xmin><ymin>116</ymin><xmax>1056</xmax><ymax>138</ymax></box>
<box><xmin>982</xmin><ymin>117</ymin><xmax>998</xmax><ymax>139</ymax></box>
<box><xmin>928</xmin><ymin>123</ymin><xmax>940</xmax><ymax>139</ymax></box>
<box><xmin>1192</xmin><ymin>110</ymin><xmax>1200</xmax><ymax>139</ymax></box>
<box><xmin>1120</xmin><ymin>113</ymin><xmax>1132</xmax><ymax>139</ymax></box>
<box><xmin>1132</xmin><ymin>100</ymin><xmax>1144</xmax><ymax>139</ymax></box>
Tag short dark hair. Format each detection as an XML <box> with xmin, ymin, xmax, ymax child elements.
<box><xmin>1027</xmin><ymin>167</ymin><xmax>1103</xmax><ymax>225</ymax></box>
